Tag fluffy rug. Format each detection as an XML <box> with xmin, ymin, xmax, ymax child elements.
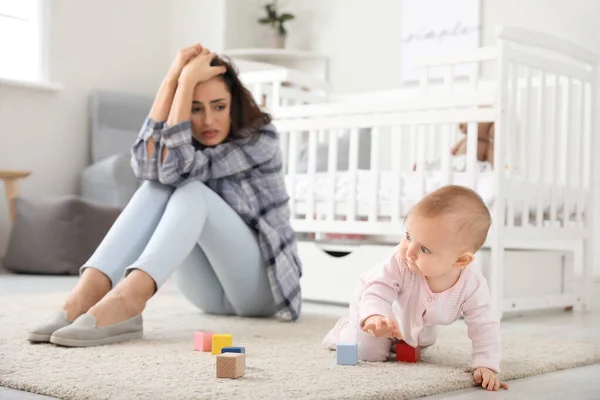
<box><xmin>1</xmin><ymin>293</ymin><xmax>599</xmax><ymax>400</ymax></box>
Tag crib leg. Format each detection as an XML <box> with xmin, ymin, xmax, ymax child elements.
<box><xmin>576</xmin><ymin>241</ymin><xmax>591</xmax><ymax>312</ymax></box>
<box><xmin>489</xmin><ymin>233</ymin><xmax>505</xmax><ymax>320</ymax></box>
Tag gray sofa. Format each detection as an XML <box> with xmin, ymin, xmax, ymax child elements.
<box><xmin>81</xmin><ymin>90</ymin><xmax>154</xmax><ymax>208</ymax></box>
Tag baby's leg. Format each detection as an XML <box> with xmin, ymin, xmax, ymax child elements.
<box><xmin>419</xmin><ymin>326</ymin><xmax>438</xmax><ymax>348</ymax></box>
<box><xmin>325</xmin><ymin>289</ymin><xmax>394</xmax><ymax>362</ymax></box>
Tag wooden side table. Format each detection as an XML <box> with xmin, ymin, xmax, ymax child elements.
<box><xmin>0</xmin><ymin>170</ymin><xmax>31</xmax><ymax>224</ymax></box>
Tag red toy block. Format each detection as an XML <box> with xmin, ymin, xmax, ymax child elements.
<box><xmin>396</xmin><ymin>340</ymin><xmax>420</xmax><ymax>363</ymax></box>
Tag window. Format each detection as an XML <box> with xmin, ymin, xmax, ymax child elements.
<box><xmin>0</xmin><ymin>0</ymin><xmax>46</xmax><ymax>82</ymax></box>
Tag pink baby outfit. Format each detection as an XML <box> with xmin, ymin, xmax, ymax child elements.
<box><xmin>322</xmin><ymin>246</ymin><xmax>501</xmax><ymax>372</ymax></box>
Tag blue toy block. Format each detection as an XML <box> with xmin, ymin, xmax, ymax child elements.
<box><xmin>336</xmin><ymin>343</ymin><xmax>358</xmax><ymax>365</ymax></box>
<box><xmin>221</xmin><ymin>346</ymin><xmax>246</xmax><ymax>354</ymax></box>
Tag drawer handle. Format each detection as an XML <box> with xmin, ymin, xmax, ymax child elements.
<box><xmin>323</xmin><ymin>250</ymin><xmax>352</xmax><ymax>258</ymax></box>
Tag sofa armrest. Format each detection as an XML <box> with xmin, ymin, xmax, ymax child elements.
<box><xmin>81</xmin><ymin>154</ymin><xmax>139</xmax><ymax>208</ymax></box>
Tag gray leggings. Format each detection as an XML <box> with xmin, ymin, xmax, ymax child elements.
<box><xmin>81</xmin><ymin>180</ymin><xmax>276</xmax><ymax>317</ymax></box>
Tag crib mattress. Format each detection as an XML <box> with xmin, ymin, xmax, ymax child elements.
<box><xmin>284</xmin><ymin>170</ymin><xmax>585</xmax><ymax>219</ymax></box>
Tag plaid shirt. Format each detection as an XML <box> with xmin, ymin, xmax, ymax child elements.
<box><xmin>131</xmin><ymin>117</ymin><xmax>302</xmax><ymax>321</ymax></box>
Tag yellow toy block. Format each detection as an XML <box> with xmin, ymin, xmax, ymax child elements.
<box><xmin>211</xmin><ymin>334</ymin><xmax>233</xmax><ymax>355</ymax></box>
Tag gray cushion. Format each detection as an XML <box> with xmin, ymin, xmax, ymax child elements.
<box><xmin>3</xmin><ymin>196</ymin><xmax>121</xmax><ymax>275</ymax></box>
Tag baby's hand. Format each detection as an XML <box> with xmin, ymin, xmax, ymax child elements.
<box><xmin>362</xmin><ymin>315</ymin><xmax>402</xmax><ymax>340</ymax></box>
<box><xmin>473</xmin><ymin>367</ymin><xmax>509</xmax><ymax>391</ymax></box>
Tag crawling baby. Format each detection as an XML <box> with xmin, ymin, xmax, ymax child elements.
<box><xmin>322</xmin><ymin>185</ymin><xmax>508</xmax><ymax>391</ymax></box>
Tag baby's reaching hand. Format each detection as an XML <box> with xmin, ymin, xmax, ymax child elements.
<box><xmin>473</xmin><ymin>367</ymin><xmax>509</xmax><ymax>391</ymax></box>
<box><xmin>362</xmin><ymin>315</ymin><xmax>402</xmax><ymax>340</ymax></box>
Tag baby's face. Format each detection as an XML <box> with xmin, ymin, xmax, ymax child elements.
<box><xmin>399</xmin><ymin>213</ymin><xmax>465</xmax><ymax>279</ymax></box>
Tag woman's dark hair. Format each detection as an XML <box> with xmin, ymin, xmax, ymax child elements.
<box><xmin>211</xmin><ymin>56</ymin><xmax>272</xmax><ymax>140</ymax></box>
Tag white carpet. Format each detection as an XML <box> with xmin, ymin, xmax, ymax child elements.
<box><xmin>1</xmin><ymin>293</ymin><xmax>599</xmax><ymax>400</ymax></box>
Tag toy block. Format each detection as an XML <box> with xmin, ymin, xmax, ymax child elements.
<box><xmin>336</xmin><ymin>343</ymin><xmax>358</xmax><ymax>365</ymax></box>
<box><xmin>216</xmin><ymin>353</ymin><xmax>245</xmax><ymax>379</ymax></box>
<box><xmin>396</xmin><ymin>340</ymin><xmax>420</xmax><ymax>363</ymax></box>
<box><xmin>193</xmin><ymin>331</ymin><xmax>214</xmax><ymax>352</ymax></box>
<box><xmin>211</xmin><ymin>334</ymin><xmax>233</xmax><ymax>355</ymax></box>
<box><xmin>221</xmin><ymin>346</ymin><xmax>245</xmax><ymax>354</ymax></box>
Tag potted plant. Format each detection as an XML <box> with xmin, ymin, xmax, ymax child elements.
<box><xmin>258</xmin><ymin>1</ymin><xmax>295</xmax><ymax>48</ymax></box>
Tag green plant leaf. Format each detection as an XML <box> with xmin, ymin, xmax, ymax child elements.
<box><xmin>258</xmin><ymin>17</ymin><xmax>272</xmax><ymax>24</ymax></box>
<box><xmin>265</xmin><ymin>4</ymin><xmax>277</xmax><ymax>19</ymax></box>
<box><xmin>279</xmin><ymin>13</ymin><xmax>295</xmax><ymax>21</ymax></box>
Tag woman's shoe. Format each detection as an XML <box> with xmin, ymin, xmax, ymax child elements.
<box><xmin>49</xmin><ymin>313</ymin><xmax>143</xmax><ymax>347</ymax></box>
<box><xmin>27</xmin><ymin>310</ymin><xmax>72</xmax><ymax>343</ymax></box>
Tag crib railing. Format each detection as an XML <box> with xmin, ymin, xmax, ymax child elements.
<box><xmin>275</xmin><ymin>103</ymin><xmax>495</xmax><ymax>237</ymax></box>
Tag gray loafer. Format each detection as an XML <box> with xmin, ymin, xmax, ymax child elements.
<box><xmin>50</xmin><ymin>313</ymin><xmax>143</xmax><ymax>347</ymax></box>
<box><xmin>28</xmin><ymin>310</ymin><xmax>72</xmax><ymax>343</ymax></box>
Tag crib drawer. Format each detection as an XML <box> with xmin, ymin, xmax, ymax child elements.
<box><xmin>478</xmin><ymin>249</ymin><xmax>573</xmax><ymax>304</ymax></box>
<box><xmin>298</xmin><ymin>241</ymin><xmax>396</xmax><ymax>304</ymax></box>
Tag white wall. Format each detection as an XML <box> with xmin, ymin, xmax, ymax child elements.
<box><xmin>276</xmin><ymin>0</ymin><xmax>600</xmax><ymax>95</ymax></box>
<box><xmin>0</xmin><ymin>0</ymin><xmax>172</xmax><ymax>255</ymax></box>
<box><xmin>170</xmin><ymin>0</ymin><xmax>226</xmax><ymax>55</ymax></box>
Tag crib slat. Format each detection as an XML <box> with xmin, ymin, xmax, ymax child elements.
<box><xmin>466</xmin><ymin>121</ymin><xmax>478</xmax><ymax>190</ymax></box>
<box><xmin>327</xmin><ymin>129</ymin><xmax>338</xmax><ymax>222</ymax></box>
<box><xmin>288</xmin><ymin>131</ymin><xmax>299</xmax><ymax>218</ymax></box>
<box><xmin>536</xmin><ymin>71</ymin><xmax>547</xmax><ymax>227</ymax></box>
<box><xmin>550</xmin><ymin>74</ymin><xmax>560</xmax><ymax>227</ymax></box>
<box><xmin>369</xmin><ymin>128</ymin><xmax>380</xmax><ymax>222</ymax></box>
<box><xmin>426</xmin><ymin>124</ymin><xmax>436</xmax><ymax>164</ymax></box>
<box><xmin>271</xmin><ymin>82</ymin><xmax>281</xmax><ymax>111</ymax></box>
<box><xmin>578</xmin><ymin>83</ymin><xmax>590</xmax><ymax>227</ymax></box>
<box><xmin>348</xmin><ymin>128</ymin><xmax>359</xmax><ymax>221</ymax></box>
<box><xmin>506</xmin><ymin>63</ymin><xmax>518</xmax><ymax>228</ymax></box>
<box><xmin>562</xmin><ymin>79</ymin><xmax>573</xmax><ymax>228</ymax></box>
<box><xmin>307</xmin><ymin>130</ymin><xmax>318</xmax><ymax>224</ymax></box>
<box><xmin>280</xmin><ymin>131</ymin><xmax>289</xmax><ymax>174</ymax></box>
<box><xmin>391</xmin><ymin>126</ymin><xmax>402</xmax><ymax>222</ymax></box>
<box><xmin>410</xmin><ymin>124</ymin><xmax>418</xmax><ymax>170</ymax></box>
<box><xmin>440</xmin><ymin>124</ymin><xmax>452</xmax><ymax>186</ymax></box>
<box><xmin>576</xmin><ymin>82</ymin><xmax>586</xmax><ymax>227</ymax></box>
<box><xmin>252</xmin><ymin>83</ymin><xmax>263</xmax><ymax>107</ymax></box>
<box><xmin>521</xmin><ymin>67</ymin><xmax>533</xmax><ymax>226</ymax></box>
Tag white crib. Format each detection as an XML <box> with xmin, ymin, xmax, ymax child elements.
<box><xmin>269</xmin><ymin>26</ymin><xmax>598</xmax><ymax>318</ymax></box>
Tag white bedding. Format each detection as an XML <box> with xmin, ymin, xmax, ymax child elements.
<box><xmin>285</xmin><ymin>170</ymin><xmax>584</xmax><ymax>220</ymax></box>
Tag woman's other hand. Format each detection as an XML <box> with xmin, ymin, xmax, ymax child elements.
<box><xmin>179</xmin><ymin>47</ymin><xmax>227</xmax><ymax>87</ymax></box>
<box><xmin>165</xmin><ymin>43</ymin><xmax>203</xmax><ymax>83</ymax></box>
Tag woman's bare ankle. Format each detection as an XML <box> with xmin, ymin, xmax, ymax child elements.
<box><xmin>62</xmin><ymin>267</ymin><xmax>111</xmax><ymax>321</ymax></box>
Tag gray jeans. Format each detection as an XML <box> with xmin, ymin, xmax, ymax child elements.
<box><xmin>81</xmin><ymin>180</ymin><xmax>276</xmax><ymax>317</ymax></box>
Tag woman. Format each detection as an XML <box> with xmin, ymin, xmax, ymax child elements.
<box><xmin>28</xmin><ymin>44</ymin><xmax>302</xmax><ymax>347</ymax></box>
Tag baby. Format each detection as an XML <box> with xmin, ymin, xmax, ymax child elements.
<box><xmin>322</xmin><ymin>185</ymin><xmax>508</xmax><ymax>391</ymax></box>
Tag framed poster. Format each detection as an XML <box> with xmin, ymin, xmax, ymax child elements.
<box><xmin>401</xmin><ymin>0</ymin><xmax>480</xmax><ymax>82</ymax></box>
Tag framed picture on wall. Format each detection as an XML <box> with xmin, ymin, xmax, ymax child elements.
<box><xmin>401</xmin><ymin>0</ymin><xmax>480</xmax><ymax>82</ymax></box>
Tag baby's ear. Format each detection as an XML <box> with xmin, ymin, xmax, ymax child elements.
<box><xmin>454</xmin><ymin>252</ymin><xmax>474</xmax><ymax>269</ymax></box>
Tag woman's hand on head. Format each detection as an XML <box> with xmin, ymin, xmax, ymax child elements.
<box><xmin>165</xmin><ymin>43</ymin><xmax>204</xmax><ymax>83</ymax></box>
<box><xmin>178</xmin><ymin>47</ymin><xmax>227</xmax><ymax>87</ymax></box>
